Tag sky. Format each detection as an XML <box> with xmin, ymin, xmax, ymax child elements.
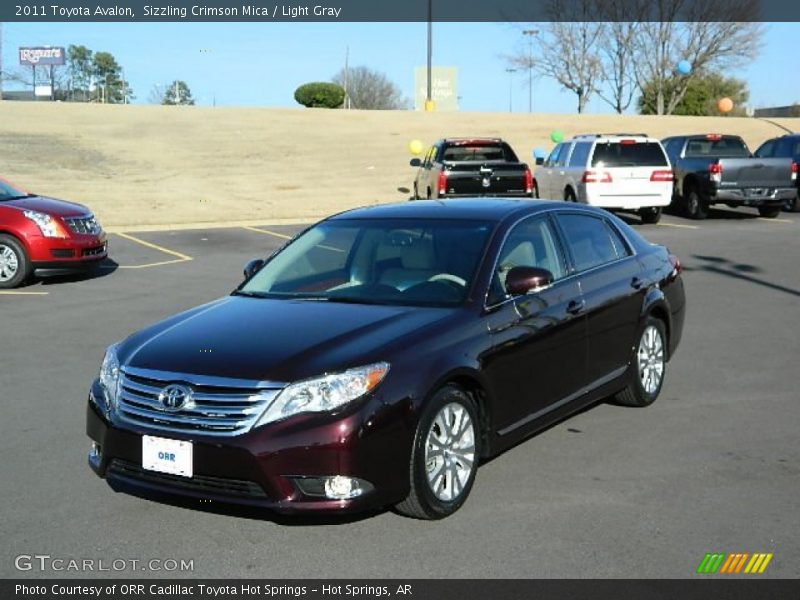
<box><xmin>1</xmin><ymin>21</ymin><xmax>797</xmax><ymax>113</ymax></box>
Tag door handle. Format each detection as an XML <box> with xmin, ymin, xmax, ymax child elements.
<box><xmin>566</xmin><ymin>299</ymin><xmax>585</xmax><ymax>315</ymax></box>
<box><xmin>631</xmin><ymin>277</ymin><xmax>644</xmax><ymax>290</ymax></box>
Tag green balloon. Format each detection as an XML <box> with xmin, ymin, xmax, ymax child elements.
<box><xmin>550</xmin><ymin>130</ymin><xmax>564</xmax><ymax>143</ymax></box>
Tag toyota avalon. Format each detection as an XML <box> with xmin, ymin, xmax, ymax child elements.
<box><xmin>86</xmin><ymin>199</ymin><xmax>685</xmax><ymax>519</ymax></box>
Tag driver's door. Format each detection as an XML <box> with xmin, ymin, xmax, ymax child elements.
<box><xmin>481</xmin><ymin>214</ymin><xmax>588</xmax><ymax>435</ymax></box>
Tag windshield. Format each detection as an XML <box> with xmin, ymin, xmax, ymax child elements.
<box><xmin>0</xmin><ymin>179</ymin><xmax>28</xmax><ymax>201</ymax></box>
<box><xmin>239</xmin><ymin>218</ymin><xmax>494</xmax><ymax>307</ymax></box>
<box><xmin>442</xmin><ymin>143</ymin><xmax>517</xmax><ymax>162</ymax></box>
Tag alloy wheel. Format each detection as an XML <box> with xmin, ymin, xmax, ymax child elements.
<box><xmin>638</xmin><ymin>325</ymin><xmax>665</xmax><ymax>395</ymax></box>
<box><xmin>0</xmin><ymin>244</ymin><xmax>20</xmax><ymax>282</ymax></box>
<box><xmin>424</xmin><ymin>402</ymin><xmax>476</xmax><ymax>502</ymax></box>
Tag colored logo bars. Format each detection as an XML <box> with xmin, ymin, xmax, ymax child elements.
<box><xmin>697</xmin><ymin>553</ymin><xmax>773</xmax><ymax>575</ymax></box>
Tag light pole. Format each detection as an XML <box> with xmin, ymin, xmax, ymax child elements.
<box><xmin>505</xmin><ymin>68</ymin><xmax>516</xmax><ymax>113</ymax></box>
<box><xmin>522</xmin><ymin>29</ymin><xmax>538</xmax><ymax>113</ymax></box>
<box><xmin>425</xmin><ymin>0</ymin><xmax>434</xmax><ymax>111</ymax></box>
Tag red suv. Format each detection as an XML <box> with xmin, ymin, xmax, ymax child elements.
<box><xmin>0</xmin><ymin>178</ymin><xmax>108</xmax><ymax>288</ymax></box>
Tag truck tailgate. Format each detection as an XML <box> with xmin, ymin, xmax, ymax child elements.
<box><xmin>444</xmin><ymin>162</ymin><xmax>529</xmax><ymax>195</ymax></box>
<box><xmin>718</xmin><ymin>157</ymin><xmax>794</xmax><ymax>189</ymax></box>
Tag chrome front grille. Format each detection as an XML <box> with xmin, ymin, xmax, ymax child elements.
<box><xmin>116</xmin><ymin>368</ymin><xmax>282</xmax><ymax>437</ymax></box>
<box><xmin>64</xmin><ymin>215</ymin><xmax>101</xmax><ymax>236</ymax></box>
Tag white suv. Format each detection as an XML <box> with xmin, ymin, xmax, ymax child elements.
<box><xmin>533</xmin><ymin>134</ymin><xmax>673</xmax><ymax>224</ymax></box>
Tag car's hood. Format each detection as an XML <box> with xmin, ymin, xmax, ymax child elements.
<box><xmin>120</xmin><ymin>296</ymin><xmax>456</xmax><ymax>383</ymax></box>
<box><xmin>4</xmin><ymin>195</ymin><xmax>90</xmax><ymax>218</ymax></box>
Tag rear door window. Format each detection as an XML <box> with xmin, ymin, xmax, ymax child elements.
<box><xmin>591</xmin><ymin>142</ymin><xmax>668</xmax><ymax>167</ymax></box>
<box><xmin>557</xmin><ymin>213</ymin><xmax>630</xmax><ymax>272</ymax></box>
<box><xmin>568</xmin><ymin>142</ymin><xmax>592</xmax><ymax>168</ymax></box>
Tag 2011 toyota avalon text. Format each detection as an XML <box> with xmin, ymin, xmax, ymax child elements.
<box><xmin>86</xmin><ymin>199</ymin><xmax>685</xmax><ymax>519</ymax></box>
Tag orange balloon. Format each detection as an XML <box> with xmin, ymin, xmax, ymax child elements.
<box><xmin>717</xmin><ymin>97</ymin><xmax>734</xmax><ymax>113</ymax></box>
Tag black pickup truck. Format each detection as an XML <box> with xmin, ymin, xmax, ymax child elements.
<box><xmin>410</xmin><ymin>138</ymin><xmax>533</xmax><ymax>199</ymax></box>
<box><xmin>662</xmin><ymin>134</ymin><xmax>797</xmax><ymax>219</ymax></box>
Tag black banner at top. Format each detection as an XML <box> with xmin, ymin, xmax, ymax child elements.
<box><xmin>4</xmin><ymin>0</ymin><xmax>800</xmax><ymax>22</ymax></box>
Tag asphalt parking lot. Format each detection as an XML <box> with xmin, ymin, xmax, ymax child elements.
<box><xmin>1</xmin><ymin>206</ymin><xmax>799</xmax><ymax>579</ymax></box>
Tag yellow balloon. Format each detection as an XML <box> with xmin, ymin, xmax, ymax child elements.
<box><xmin>408</xmin><ymin>139</ymin><xmax>424</xmax><ymax>156</ymax></box>
<box><xmin>717</xmin><ymin>97</ymin><xmax>734</xmax><ymax>113</ymax></box>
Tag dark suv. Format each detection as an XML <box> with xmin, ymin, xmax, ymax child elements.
<box><xmin>753</xmin><ymin>134</ymin><xmax>800</xmax><ymax>212</ymax></box>
<box><xmin>87</xmin><ymin>200</ymin><xmax>685</xmax><ymax>520</ymax></box>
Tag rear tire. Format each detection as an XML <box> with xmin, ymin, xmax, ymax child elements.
<box><xmin>614</xmin><ymin>316</ymin><xmax>667</xmax><ymax>408</ymax></box>
<box><xmin>640</xmin><ymin>207</ymin><xmax>662</xmax><ymax>224</ymax></box>
<box><xmin>784</xmin><ymin>192</ymin><xmax>800</xmax><ymax>213</ymax></box>
<box><xmin>532</xmin><ymin>182</ymin><xmax>540</xmax><ymax>199</ymax></box>
<box><xmin>758</xmin><ymin>205</ymin><xmax>781</xmax><ymax>219</ymax></box>
<box><xmin>684</xmin><ymin>189</ymin><xmax>708</xmax><ymax>220</ymax></box>
<box><xmin>0</xmin><ymin>234</ymin><xmax>31</xmax><ymax>290</ymax></box>
<box><xmin>395</xmin><ymin>385</ymin><xmax>480</xmax><ymax>520</ymax></box>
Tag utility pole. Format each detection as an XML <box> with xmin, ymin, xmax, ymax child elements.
<box><xmin>344</xmin><ymin>45</ymin><xmax>350</xmax><ymax>109</ymax></box>
<box><xmin>0</xmin><ymin>22</ymin><xmax>4</xmax><ymax>102</ymax></box>
<box><xmin>505</xmin><ymin>68</ymin><xmax>516</xmax><ymax>113</ymax></box>
<box><xmin>522</xmin><ymin>29</ymin><xmax>538</xmax><ymax>113</ymax></box>
<box><xmin>425</xmin><ymin>0</ymin><xmax>433</xmax><ymax>111</ymax></box>
<box><xmin>175</xmin><ymin>79</ymin><xmax>180</xmax><ymax>105</ymax></box>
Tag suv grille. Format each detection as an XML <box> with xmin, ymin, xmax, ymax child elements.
<box><xmin>64</xmin><ymin>215</ymin><xmax>101</xmax><ymax>235</ymax></box>
<box><xmin>108</xmin><ymin>459</ymin><xmax>268</xmax><ymax>499</ymax></box>
<box><xmin>116</xmin><ymin>369</ymin><xmax>281</xmax><ymax>437</ymax></box>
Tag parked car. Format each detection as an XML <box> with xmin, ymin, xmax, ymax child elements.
<box><xmin>87</xmin><ymin>199</ymin><xmax>685</xmax><ymax>520</ymax></box>
<box><xmin>410</xmin><ymin>138</ymin><xmax>533</xmax><ymax>199</ymax></box>
<box><xmin>0</xmin><ymin>178</ymin><xmax>107</xmax><ymax>289</ymax></box>
<box><xmin>532</xmin><ymin>133</ymin><xmax>673</xmax><ymax>224</ymax></box>
<box><xmin>662</xmin><ymin>134</ymin><xmax>797</xmax><ymax>219</ymax></box>
<box><xmin>752</xmin><ymin>133</ymin><xmax>800</xmax><ymax>212</ymax></box>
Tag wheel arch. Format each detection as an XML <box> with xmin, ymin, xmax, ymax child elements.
<box><xmin>641</xmin><ymin>289</ymin><xmax>672</xmax><ymax>359</ymax></box>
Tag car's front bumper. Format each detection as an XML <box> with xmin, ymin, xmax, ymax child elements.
<box><xmin>29</xmin><ymin>232</ymin><xmax>108</xmax><ymax>267</ymax></box>
<box><xmin>85</xmin><ymin>381</ymin><xmax>413</xmax><ymax>515</ymax></box>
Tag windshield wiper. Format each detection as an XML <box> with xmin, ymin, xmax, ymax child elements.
<box><xmin>0</xmin><ymin>194</ymin><xmax>34</xmax><ymax>202</ymax></box>
<box><xmin>232</xmin><ymin>290</ymin><xmax>270</xmax><ymax>298</ymax></box>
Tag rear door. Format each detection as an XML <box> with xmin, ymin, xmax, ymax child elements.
<box><xmin>482</xmin><ymin>215</ymin><xmax>587</xmax><ymax>433</ymax></box>
<box><xmin>537</xmin><ymin>143</ymin><xmax>564</xmax><ymax>199</ymax></box>
<box><xmin>554</xmin><ymin>212</ymin><xmax>644</xmax><ymax>385</ymax></box>
<box><xmin>590</xmin><ymin>140</ymin><xmax>671</xmax><ymax>198</ymax></box>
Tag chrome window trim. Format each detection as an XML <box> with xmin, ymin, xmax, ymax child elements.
<box><xmin>482</xmin><ymin>207</ymin><xmax>639</xmax><ymax>311</ymax></box>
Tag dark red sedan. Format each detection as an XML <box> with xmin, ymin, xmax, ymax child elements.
<box><xmin>87</xmin><ymin>200</ymin><xmax>685</xmax><ymax>520</ymax></box>
<box><xmin>0</xmin><ymin>178</ymin><xmax>107</xmax><ymax>288</ymax></box>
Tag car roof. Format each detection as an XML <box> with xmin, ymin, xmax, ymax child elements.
<box><xmin>329</xmin><ymin>199</ymin><xmax>566</xmax><ymax>222</ymax></box>
<box><xmin>571</xmin><ymin>133</ymin><xmax>656</xmax><ymax>142</ymax></box>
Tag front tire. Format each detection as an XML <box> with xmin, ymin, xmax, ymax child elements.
<box><xmin>614</xmin><ymin>317</ymin><xmax>667</xmax><ymax>408</ymax></box>
<box><xmin>640</xmin><ymin>206</ymin><xmax>662</xmax><ymax>224</ymax></box>
<box><xmin>395</xmin><ymin>385</ymin><xmax>480</xmax><ymax>520</ymax></box>
<box><xmin>564</xmin><ymin>188</ymin><xmax>577</xmax><ymax>202</ymax></box>
<box><xmin>0</xmin><ymin>234</ymin><xmax>31</xmax><ymax>289</ymax></box>
<box><xmin>532</xmin><ymin>182</ymin><xmax>540</xmax><ymax>199</ymax></box>
<box><xmin>758</xmin><ymin>205</ymin><xmax>781</xmax><ymax>219</ymax></box>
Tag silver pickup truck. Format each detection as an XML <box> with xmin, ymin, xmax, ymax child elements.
<box><xmin>662</xmin><ymin>134</ymin><xmax>797</xmax><ymax>219</ymax></box>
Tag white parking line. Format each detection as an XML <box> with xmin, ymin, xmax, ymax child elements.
<box><xmin>657</xmin><ymin>222</ymin><xmax>699</xmax><ymax>230</ymax></box>
<box><xmin>0</xmin><ymin>290</ymin><xmax>49</xmax><ymax>296</ymax></box>
<box><xmin>757</xmin><ymin>218</ymin><xmax>793</xmax><ymax>224</ymax></box>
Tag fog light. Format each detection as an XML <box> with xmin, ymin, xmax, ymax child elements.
<box><xmin>88</xmin><ymin>442</ymin><xmax>102</xmax><ymax>469</ymax></box>
<box><xmin>325</xmin><ymin>476</ymin><xmax>360</xmax><ymax>499</ymax></box>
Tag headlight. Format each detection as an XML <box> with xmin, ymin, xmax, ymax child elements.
<box><xmin>254</xmin><ymin>362</ymin><xmax>390</xmax><ymax>428</ymax></box>
<box><xmin>98</xmin><ymin>343</ymin><xmax>122</xmax><ymax>412</ymax></box>
<box><xmin>23</xmin><ymin>210</ymin><xmax>68</xmax><ymax>238</ymax></box>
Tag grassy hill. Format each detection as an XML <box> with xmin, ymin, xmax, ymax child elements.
<box><xmin>0</xmin><ymin>102</ymin><xmax>797</xmax><ymax>228</ymax></box>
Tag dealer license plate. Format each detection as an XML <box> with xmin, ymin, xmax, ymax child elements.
<box><xmin>142</xmin><ymin>435</ymin><xmax>193</xmax><ymax>478</ymax></box>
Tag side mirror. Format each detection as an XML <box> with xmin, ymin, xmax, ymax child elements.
<box><xmin>243</xmin><ymin>258</ymin><xmax>264</xmax><ymax>280</ymax></box>
<box><xmin>410</xmin><ymin>158</ymin><xmax>422</xmax><ymax>167</ymax></box>
<box><xmin>535</xmin><ymin>157</ymin><xmax>545</xmax><ymax>166</ymax></box>
<box><xmin>505</xmin><ymin>266</ymin><xmax>553</xmax><ymax>296</ymax></box>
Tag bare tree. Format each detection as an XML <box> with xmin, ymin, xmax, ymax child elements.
<box><xmin>510</xmin><ymin>0</ymin><xmax>604</xmax><ymax>114</ymax></box>
<box><xmin>332</xmin><ymin>66</ymin><xmax>408</xmax><ymax>110</ymax></box>
<box><xmin>631</xmin><ymin>0</ymin><xmax>762</xmax><ymax>115</ymax></box>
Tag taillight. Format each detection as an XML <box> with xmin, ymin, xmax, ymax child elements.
<box><xmin>581</xmin><ymin>170</ymin><xmax>613</xmax><ymax>183</ymax></box>
<box><xmin>668</xmin><ymin>253</ymin><xmax>683</xmax><ymax>276</ymax></box>
<box><xmin>791</xmin><ymin>161</ymin><xmax>798</xmax><ymax>182</ymax></box>
<box><xmin>709</xmin><ymin>162</ymin><xmax>723</xmax><ymax>183</ymax></box>
<box><xmin>705</xmin><ymin>133</ymin><xmax>722</xmax><ymax>141</ymax></box>
<box><xmin>524</xmin><ymin>167</ymin><xmax>533</xmax><ymax>194</ymax></box>
<box><xmin>620</xmin><ymin>139</ymin><xmax>637</xmax><ymax>145</ymax></box>
<box><xmin>650</xmin><ymin>169</ymin><xmax>673</xmax><ymax>182</ymax></box>
<box><xmin>437</xmin><ymin>171</ymin><xmax>448</xmax><ymax>196</ymax></box>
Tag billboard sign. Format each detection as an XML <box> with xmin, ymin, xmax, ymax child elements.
<box><xmin>19</xmin><ymin>47</ymin><xmax>66</xmax><ymax>66</ymax></box>
<box><xmin>414</xmin><ymin>67</ymin><xmax>458</xmax><ymax>111</ymax></box>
